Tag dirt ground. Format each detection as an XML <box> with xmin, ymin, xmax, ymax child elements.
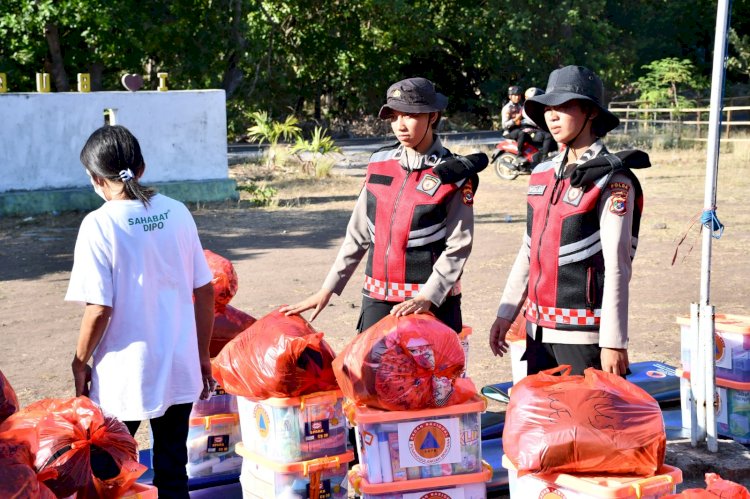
<box><xmin>1</xmin><ymin>141</ymin><xmax>749</xmax><ymax>492</ymax></box>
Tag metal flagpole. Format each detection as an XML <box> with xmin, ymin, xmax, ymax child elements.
<box><xmin>692</xmin><ymin>0</ymin><xmax>731</xmax><ymax>453</ymax></box>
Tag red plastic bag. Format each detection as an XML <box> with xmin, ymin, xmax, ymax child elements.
<box><xmin>705</xmin><ymin>472</ymin><xmax>750</xmax><ymax>497</ymax></box>
<box><xmin>0</xmin><ymin>437</ymin><xmax>56</xmax><ymax>499</ymax></box>
<box><xmin>204</xmin><ymin>249</ymin><xmax>239</xmax><ymax>311</ymax></box>
<box><xmin>663</xmin><ymin>473</ymin><xmax>750</xmax><ymax>498</ymax></box>
<box><xmin>333</xmin><ymin>313</ymin><xmax>477</xmax><ymax>411</ymax></box>
<box><xmin>211</xmin><ymin>309</ymin><xmax>338</xmax><ymax>399</ymax></box>
<box><xmin>503</xmin><ymin>366</ymin><xmax>666</xmax><ymax>476</ymax></box>
<box><xmin>210</xmin><ymin>304</ymin><xmax>256</xmax><ymax>358</ymax></box>
<box><xmin>0</xmin><ymin>369</ymin><xmax>19</xmax><ymax>423</ymax></box>
<box><xmin>0</xmin><ymin>397</ymin><xmax>145</xmax><ymax>498</ymax></box>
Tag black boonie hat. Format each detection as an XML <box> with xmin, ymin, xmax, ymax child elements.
<box><xmin>524</xmin><ymin>65</ymin><xmax>620</xmax><ymax>135</ymax></box>
<box><xmin>378</xmin><ymin>77</ymin><xmax>448</xmax><ymax>119</ymax></box>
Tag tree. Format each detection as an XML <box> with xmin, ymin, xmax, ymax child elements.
<box><xmin>635</xmin><ymin>58</ymin><xmax>706</xmax><ymax>107</ymax></box>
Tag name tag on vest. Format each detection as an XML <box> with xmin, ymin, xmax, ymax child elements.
<box><xmin>528</xmin><ymin>184</ymin><xmax>546</xmax><ymax>196</ymax></box>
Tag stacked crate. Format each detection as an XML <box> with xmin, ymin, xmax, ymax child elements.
<box><xmin>678</xmin><ymin>314</ymin><xmax>750</xmax><ymax>444</ymax></box>
<box><xmin>349</xmin><ymin>395</ymin><xmax>491</xmax><ymax>499</ymax></box>
<box><xmin>236</xmin><ymin>390</ymin><xmax>353</xmax><ymax>498</ymax></box>
<box><xmin>185</xmin><ymin>385</ymin><xmax>243</xmax><ymax>478</ymax></box>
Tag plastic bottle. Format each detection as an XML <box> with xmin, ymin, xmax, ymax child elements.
<box><xmin>377</xmin><ymin>430</ymin><xmax>394</xmax><ymax>482</ymax></box>
<box><xmin>279</xmin><ymin>408</ymin><xmax>301</xmax><ymax>462</ymax></box>
<box><xmin>358</xmin><ymin>427</ymin><xmax>383</xmax><ymax>484</ymax></box>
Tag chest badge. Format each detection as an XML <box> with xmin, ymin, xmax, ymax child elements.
<box><xmin>563</xmin><ymin>186</ymin><xmax>584</xmax><ymax>206</ymax></box>
<box><xmin>417</xmin><ymin>174</ymin><xmax>441</xmax><ymax>196</ymax></box>
<box><xmin>528</xmin><ymin>184</ymin><xmax>546</xmax><ymax>196</ymax></box>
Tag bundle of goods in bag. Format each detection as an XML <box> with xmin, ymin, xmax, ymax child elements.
<box><xmin>204</xmin><ymin>249</ymin><xmax>257</xmax><ymax>356</ymax></box>
<box><xmin>663</xmin><ymin>472</ymin><xmax>750</xmax><ymax>498</ymax></box>
<box><xmin>0</xmin><ymin>368</ymin><xmax>19</xmax><ymax>424</ymax></box>
<box><xmin>212</xmin><ymin>308</ymin><xmax>338</xmax><ymax>399</ymax></box>
<box><xmin>211</xmin><ymin>305</ymin><xmax>256</xmax><ymax>358</ymax></box>
<box><xmin>0</xmin><ymin>396</ymin><xmax>146</xmax><ymax>498</ymax></box>
<box><xmin>205</xmin><ymin>249</ymin><xmax>239</xmax><ymax>312</ymax></box>
<box><xmin>503</xmin><ymin>366</ymin><xmax>666</xmax><ymax>477</ymax></box>
<box><xmin>333</xmin><ymin>313</ymin><xmax>477</xmax><ymax>411</ymax></box>
<box><xmin>0</xmin><ymin>437</ymin><xmax>56</xmax><ymax>499</ymax></box>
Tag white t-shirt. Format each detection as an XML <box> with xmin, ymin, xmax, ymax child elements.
<box><xmin>66</xmin><ymin>193</ymin><xmax>213</xmax><ymax>421</ymax></box>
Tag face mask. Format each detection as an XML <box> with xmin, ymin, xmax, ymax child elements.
<box><xmin>87</xmin><ymin>172</ymin><xmax>108</xmax><ymax>201</ymax></box>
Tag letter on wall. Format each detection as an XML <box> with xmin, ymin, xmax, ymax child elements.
<box><xmin>77</xmin><ymin>73</ymin><xmax>91</xmax><ymax>93</ymax></box>
<box><xmin>157</xmin><ymin>72</ymin><xmax>168</xmax><ymax>92</ymax></box>
<box><xmin>36</xmin><ymin>73</ymin><xmax>51</xmax><ymax>93</ymax></box>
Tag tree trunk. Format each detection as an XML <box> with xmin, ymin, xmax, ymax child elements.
<box><xmin>89</xmin><ymin>62</ymin><xmax>104</xmax><ymax>91</ymax></box>
<box><xmin>221</xmin><ymin>0</ymin><xmax>246</xmax><ymax>98</ymax></box>
<box><xmin>44</xmin><ymin>23</ymin><xmax>69</xmax><ymax>91</ymax></box>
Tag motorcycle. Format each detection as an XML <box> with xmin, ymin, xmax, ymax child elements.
<box><xmin>490</xmin><ymin>134</ymin><xmax>563</xmax><ymax>180</ymax></box>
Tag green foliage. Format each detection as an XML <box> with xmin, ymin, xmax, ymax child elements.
<box><xmin>236</xmin><ymin>182</ymin><xmax>277</xmax><ymax>206</ymax></box>
<box><xmin>634</xmin><ymin>58</ymin><xmax>707</xmax><ymax>108</ymax></box>
<box><xmin>2</xmin><ymin>0</ymin><xmax>748</xmax><ymax>128</ymax></box>
<box><xmin>728</xmin><ymin>28</ymin><xmax>750</xmax><ymax>78</ymax></box>
<box><xmin>290</xmin><ymin>126</ymin><xmax>341</xmax><ymax>176</ymax></box>
<box><xmin>246</xmin><ymin>112</ymin><xmax>301</xmax><ymax>146</ymax></box>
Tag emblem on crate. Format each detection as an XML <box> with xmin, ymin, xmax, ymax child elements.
<box><xmin>418</xmin><ymin>492</ymin><xmax>451</xmax><ymax>499</ymax></box>
<box><xmin>715</xmin><ymin>334</ymin><xmax>726</xmax><ymax>362</ymax></box>
<box><xmin>254</xmin><ymin>405</ymin><xmax>270</xmax><ymax>438</ymax></box>
<box><xmin>407</xmin><ymin>421</ymin><xmax>451</xmax><ymax>464</ymax></box>
<box><xmin>538</xmin><ymin>488</ymin><xmax>566</xmax><ymax>498</ymax></box>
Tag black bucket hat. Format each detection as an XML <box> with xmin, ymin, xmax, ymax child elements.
<box><xmin>524</xmin><ymin>65</ymin><xmax>620</xmax><ymax>135</ymax></box>
<box><xmin>378</xmin><ymin>77</ymin><xmax>448</xmax><ymax>119</ymax></box>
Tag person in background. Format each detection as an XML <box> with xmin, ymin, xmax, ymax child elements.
<box><xmin>513</xmin><ymin>87</ymin><xmax>556</xmax><ymax>166</ymax></box>
<box><xmin>281</xmin><ymin>77</ymin><xmax>486</xmax><ymax>334</ymax></box>
<box><xmin>501</xmin><ymin>85</ymin><xmax>524</xmax><ymax>138</ymax></box>
<box><xmin>489</xmin><ymin>65</ymin><xmax>650</xmax><ymax>377</ymax></box>
<box><xmin>67</xmin><ymin>125</ymin><xmax>215</xmax><ymax>499</ymax></box>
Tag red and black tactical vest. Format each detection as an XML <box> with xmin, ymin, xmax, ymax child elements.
<box><xmin>362</xmin><ymin>147</ymin><xmax>462</xmax><ymax>302</ymax></box>
<box><xmin>524</xmin><ymin>159</ymin><xmax>644</xmax><ymax>331</ymax></box>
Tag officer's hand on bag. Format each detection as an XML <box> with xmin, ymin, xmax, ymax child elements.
<box><xmin>390</xmin><ymin>295</ymin><xmax>432</xmax><ymax>317</ymax></box>
<box><xmin>489</xmin><ymin>317</ymin><xmax>512</xmax><ymax>357</ymax></box>
<box><xmin>280</xmin><ymin>288</ymin><xmax>333</xmax><ymax>322</ymax></box>
<box><xmin>601</xmin><ymin>347</ymin><xmax>629</xmax><ymax>377</ymax></box>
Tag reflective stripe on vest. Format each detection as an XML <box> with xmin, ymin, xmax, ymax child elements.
<box><xmin>364</xmin><ymin>275</ymin><xmax>462</xmax><ymax>300</ymax></box>
<box><xmin>524</xmin><ymin>297</ymin><xmax>601</xmax><ymax>327</ymax></box>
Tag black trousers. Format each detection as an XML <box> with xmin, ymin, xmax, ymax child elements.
<box><xmin>356</xmin><ymin>294</ymin><xmax>463</xmax><ymax>333</ymax></box>
<box><xmin>125</xmin><ymin>403</ymin><xmax>193</xmax><ymax>499</ymax></box>
<box><xmin>522</xmin><ymin>326</ymin><xmax>603</xmax><ymax>376</ymax></box>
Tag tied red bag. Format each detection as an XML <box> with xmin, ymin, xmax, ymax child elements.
<box><xmin>0</xmin><ymin>437</ymin><xmax>56</xmax><ymax>499</ymax></box>
<box><xmin>503</xmin><ymin>366</ymin><xmax>666</xmax><ymax>476</ymax></box>
<box><xmin>0</xmin><ymin>397</ymin><xmax>145</xmax><ymax>498</ymax></box>
<box><xmin>663</xmin><ymin>473</ymin><xmax>750</xmax><ymax>498</ymax></box>
<box><xmin>211</xmin><ymin>308</ymin><xmax>338</xmax><ymax>399</ymax></box>
<box><xmin>210</xmin><ymin>304</ymin><xmax>257</xmax><ymax>357</ymax></box>
<box><xmin>204</xmin><ymin>249</ymin><xmax>239</xmax><ymax>312</ymax></box>
<box><xmin>0</xmin><ymin>368</ymin><xmax>19</xmax><ymax>424</ymax></box>
<box><xmin>333</xmin><ymin>313</ymin><xmax>476</xmax><ymax>411</ymax></box>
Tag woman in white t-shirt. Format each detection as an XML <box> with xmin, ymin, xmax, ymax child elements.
<box><xmin>66</xmin><ymin>125</ymin><xmax>215</xmax><ymax>499</ymax></box>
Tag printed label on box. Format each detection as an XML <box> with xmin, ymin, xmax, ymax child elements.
<box><xmin>403</xmin><ymin>487</ymin><xmax>464</xmax><ymax>499</ymax></box>
<box><xmin>254</xmin><ymin>405</ymin><xmax>271</xmax><ymax>438</ymax></box>
<box><xmin>304</xmin><ymin>419</ymin><xmax>330</xmax><ymax>440</ymax></box>
<box><xmin>207</xmin><ymin>434</ymin><xmax>229</xmax><ymax>453</ymax></box>
<box><xmin>398</xmin><ymin>417</ymin><xmax>461</xmax><ymax>467</ymax></box>
<box><xmin>715</xmin><ymin>334</ymin><xmax>730</xmax><ymax>368</ymax></box>
<box><xmin>717</xmin><ymin>387</ymin><xmax>728</xmax><ymax>425</ymax></box>
<box><xmin>306</xmin><ymin>478</ymin><xmax>332</xmax><ymax>498</ymax></box>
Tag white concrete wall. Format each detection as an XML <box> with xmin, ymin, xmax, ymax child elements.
<box><xmin>0</xmin><ymin>90</ymin><xmax>227</xmax><ymax>192</ymax></box>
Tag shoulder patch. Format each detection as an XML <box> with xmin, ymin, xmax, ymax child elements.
<box><xmin>609</xmin><ymin>187</ymin><xmax>629</xmax><ymax>216</ymax></box>
<box><xmin>461</xmin><ymin>179</ymin><xmax>474</xmax><ymax>206</ymax></box>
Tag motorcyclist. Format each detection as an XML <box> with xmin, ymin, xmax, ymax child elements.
<box><xmin>512</xmin><ymin>87</ymin><xmax>556</xmax><ymax>168</ymax></box>
<box><xmin>500</xmin><ymin>86</ymin><xmax>524</xmax><ymax>137</ymax></box>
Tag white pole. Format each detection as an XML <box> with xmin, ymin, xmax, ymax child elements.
<box><xmin>696</xmin><ymin>0</ymin><xmax>731</xmax><ymax>453</ymax></box>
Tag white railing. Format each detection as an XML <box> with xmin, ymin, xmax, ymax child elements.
<box><xmin>607</xmin><ymin>105</ymin><xmax>750</xmax><ymax>142</ymax></box>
